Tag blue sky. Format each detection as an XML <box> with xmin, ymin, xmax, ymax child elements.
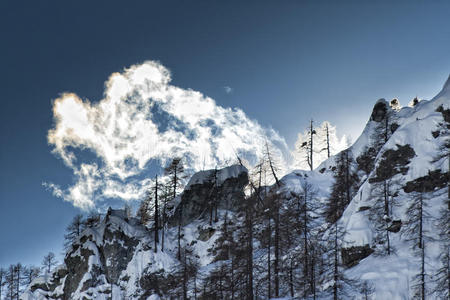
<box><xmin>1</xmin><ymin>1</ymin><xmax>449</xmax><ymax>268</ymax></box>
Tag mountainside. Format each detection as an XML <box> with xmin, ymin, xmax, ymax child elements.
<box><xmin>22</xmin><ymin>77</ymin><xmax>449</xmax><ymax>300</ymax></box>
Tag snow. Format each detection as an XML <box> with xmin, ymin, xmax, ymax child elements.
<box><xmin>185</xmin><ymin>164</ymin><xmax>247</xmax><ymax>189</ymax></box>
<box><xmin>22</xmin><ymin>75</ymin><xmax>450</xmax><ymax>300</ymax></box>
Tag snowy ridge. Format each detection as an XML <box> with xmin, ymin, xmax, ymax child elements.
<box><xmin>185</xmin><ymin>164</ymin><xmax>247</xmax><ymax>189</ymax></box>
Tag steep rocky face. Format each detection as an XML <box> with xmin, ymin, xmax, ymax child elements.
<box><xmin>25</xmin><ymin>209</ymin><xmax>148</xmax><ymax>300</ymax></box>
<box><xmin>370</xmin><ymin>99</ymin><xmax>389</xmax><ymax>122</ymax></box>
<box><xmin>169</xmin><ymin>165</ymin><xmax>248</xmax><ymax>226</ymax></box>
<box><xmin>23</xmin><ymin>166</ymin><xmax>249</xmax><ymax>300</ymax></box>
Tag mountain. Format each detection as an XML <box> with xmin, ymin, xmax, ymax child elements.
<box><xmin>22</xmin><ymin>77</ymin><xmax>449</xmax><ymax>299</ymax></box>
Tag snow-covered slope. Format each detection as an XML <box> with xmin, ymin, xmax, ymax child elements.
<box><xmin>22</xmin><ymin>76</ymin><xmax>449</xmax><ymax>300</ymax></box>
<box><xmin>309</xmin><ymin>75</ymin><xmax>449</xmax><ymax>299</ymax></box>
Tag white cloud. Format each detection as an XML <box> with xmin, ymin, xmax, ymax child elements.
<box><xmin>46</xmin><ymin>61</ymin><xmax>290</xmax><ymax>209</ymax></box>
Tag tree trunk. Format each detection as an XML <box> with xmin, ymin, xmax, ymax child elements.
<box><xmin>178</xmin><ymin>203</ymin><xmax>182</xmax><ymax>260</ymax></box>
<box><xmin>333</xmin><ymin>223</ymin><xmax>338</xmax><ymax>300</ymax></box>
<box><xmin>326</xmin><ymin>123</ymin><xmax>330</xmax><ymax>158</ymax></box>
<box><xmin>274</xmin><ymin>198</ymin><xmax>280</xmax><ymax>297</ymax></box>
<box><xmin>310</xmin><ymin>120</ymin><xmax>314</xmax><ymax>171</ymax></box>
<box><xmin>247</xmin><ymin>200</ymin><xmax>254</xmax><ymax>300</ymax></box>
<box><xmin>267</xmin><ymin>218</ymin><xmax>271</xmax><ymax>299</ymax></box>
<box><xmin>345</xmin><ymin>151</ymin><xmax>351</xmax><ymax>205</ymax></box>
<box><xmin>154</xmin><ymin>175</ymin><xmax>159</xmax><ymax>253</ymax></box>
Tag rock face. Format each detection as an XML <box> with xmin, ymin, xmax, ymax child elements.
<box><xmin>26</xmin><ymin>209</ymin><xmax>147</xmax><ymax>300</ymax></box>
<box><xmin>370</xmin><ymin>99</ymin><xmax>389</xmax><ymax>122</ymax></box>
<box><xmin>24</xmin><ymin>166</ymin><xmax>249</xmax><ymax>300</ymax></box>
<box><xmin>169</xmin><ymin>165</ymin><xmax>248</xmax><ymax>226</ymax></box>
<box><xmin>387</xmin><ymin>220</ymin><xmax>402</xmax><ymax>233</ymax></box>
<box><xmin>341</xmin><ymin>245</ymin><xmax>374</xmax><ymax>267</ymax></box>
<box><xmin>369</xmin><ymin>144</ymin><xmax>416</xmax><ymax>183</ymax></box>
<box><xmin>403</xmin><ymin>169</ymin><xmax>449</xmax><ymax>193</ymax></box>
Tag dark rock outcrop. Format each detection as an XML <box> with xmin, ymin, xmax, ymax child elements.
<box><xmin>341</xmin><ymin>245</ymin><xmax>374</xmax><ymax>267</ymax></box>
<box><xmin>370</xmin><ymin>100</ymin><xmax>388</xmax><ymax>122</ymax></box>
<box><xmin>169</xmin><ymin>165</ymin><xmax>248</xmax><ymax>226</ymax></box>
<box><xmin>369</xmin><ymin>144</ymin><xmax>415</xmax><ymax>183</ymax></box>
<box><xmin>403</xmin><ymin>169</ymin><xmax>449</xmax><ymax>193</ymax></box>
<box><xmin>387</xmin><ymin>220</ymin><xmax>402</xmax><ymax>233</ymax></box>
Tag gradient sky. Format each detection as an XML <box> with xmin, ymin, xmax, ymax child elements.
<box><xmin>1</xmin><ymin>0</ymin><xmax>449</xmax><ymax>269</ymax></box>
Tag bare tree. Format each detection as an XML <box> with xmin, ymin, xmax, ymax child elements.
<box><xmin>0</xmin><ymin>267</ymin><xmax>6</xmax><ymax>300</ymax></box>
<box><xmin>165</xmin><ymin>157</ymin><xmax>187</xmax><ymax>260</ymax></box>
<box><xmin>137</xmin><ymin>191</ymin><xmax>151</xmax><ymax>225</ymax></box>
<box><xmin>42</xmin><ymin>252</ymin><xmax>57</xmax><ymax>276</ymax></box>
<box><xmin>403</xmin><ymin>189</ymin><xmax>432</xmax><ymax>299</ymax></box>
<box><xmin>154</xmin><ymin>174</ymin><xmax>159</xmax><ymax>252</ymax></box>
<box><xmin>22</xmin><ymin>266</ymin><xmax>40</xmax><ymax>286</ymax></box>
<box><xmin>64</xmin><ymin>214</ymin><xmax>84</xmax><ymax>251</ymax></box>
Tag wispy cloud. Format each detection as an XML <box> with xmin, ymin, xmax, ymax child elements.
<box><xmin>46</xmin><ymin>61</ymin><xmax>290</xmax><ymax>210</ymax></box>
<box><xmin>224</xmin><ymin>86</ymin><xmax>233</xmax><ymax>94</ymax></box>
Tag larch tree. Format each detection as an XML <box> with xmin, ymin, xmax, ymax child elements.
<box><xmin>154</xmin><ymin>174</ymin><xmax>159</xmax><ymax>252</ymax></box>
<box><xmin>0</xmin><ymin>267</ymin><xmax>5</xmax><ymax>300</ymax></box>
<box><xmin>165</xmin><ymin>157</ymin><xmax>187</xmax><ymax>260</ymax></box>
<box><xmin>22</xmin><ymin>266</ymin><xmax>40</xmax><ymax>286</ymax></box>
<box><xmin>431</xmin><ymin>104</ymin><xmax>450</xmax><ymax>298</ymax></box>
<box><xmin>41</xmin><ymin>252</ymin><xmax>57</xmax><ymax>277</ymax></box>
<box><xmin>323</xmin><ymin>221</ymin><xmax>356</xmax><ymax>300</ymax></box>
<box><xmin>325</xmin><ymin>149</ymin><xmax>358</xmax><ymax>224</ymax></box>
<box><xmin>137</xmin><ymin>190</ymin><xmax>151</xmax><ymax>225</ymax></box>
<box><xmin>6</xmin><ymin>265</ymin><xmax>16</xmax><ymax>300</ymax></box>
<box><xmin>294</xmin><ymin>120</ymin><xmax>347</xmax><ymax>171</ymax></box>
<box><xmin>402</xmin><ymin>189</ymin><xmax>432</xmax><ymax>300</ymax></box>
<box><xmin>63</xmin><ymin>214</ymin><xmax>84</xmax><ymax>251</ymax></box>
